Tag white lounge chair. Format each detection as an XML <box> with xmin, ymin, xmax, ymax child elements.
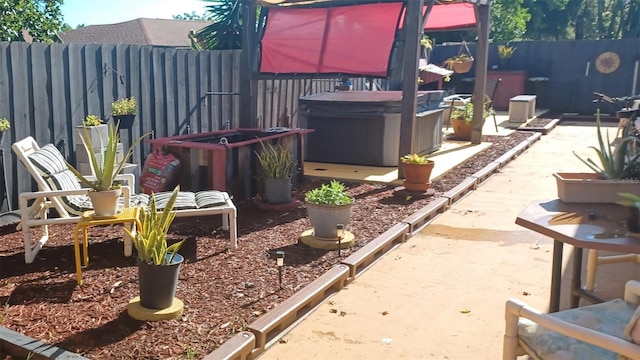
<box><xmin>12</xmin><ymin>136</ymin><xmax>238</xmax><ymax>264</ymax></box>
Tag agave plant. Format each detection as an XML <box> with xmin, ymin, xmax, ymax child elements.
<box><xmin>125</xmin><ymin>185</ymin><xmax>184</xmax><ymax>265</ymax></box>
<box><xmin>573</xmin><ymin>110</ymin><xmax>640</xmax><ymax>180</ymax></box>
<box><xmin>66</xmin><ymin>121</ymin><xmax>149</xmax><ymax>191</ymax></box>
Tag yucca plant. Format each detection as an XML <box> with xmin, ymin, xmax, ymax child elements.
<box><xmin>255</xmin><ymin>141</ymin><xmax>297</xmax><ymax>180</ymax></box>
<box><xmin>66</xmin><ymin>121</ymin><xmax>149</xmax><ymax>191</ymax></box>
<box><xmin>125</xmin><ymin>185</ymin><xmax>184</xmax><ymax>265</ymax></box>
<box><xmin>573</xmin><ymin>110</ymin><xmax>640</xmax><ymax>180</ymax></box>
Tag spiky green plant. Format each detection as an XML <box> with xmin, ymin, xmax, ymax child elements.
<box><xmin>66</xmin><ymin>121</ymin><xmax>149</xmax><ymax>191</ymax></box>
<box><xmin>573</xmin><ymin>110</ymin><xmax>640</xmax><ymax>180</ymax></box>
<box><xmin>400</xmin><ymin>153</ymin><xmax>432</xmax><ymax>165</ymax></box>
<box><xmin>255</xmin><ymin>141</ymin><xmax>297</xmax><ymax>179</ymax></box>
<box><xmin>125</xmin><ymin>185</ymin><xmax>184</xmax><ymax>265</ymax></box>
<box><xmin>617</xmin><ymin>193</ymin><xmax>640</xmax><ymax>209</ymax></box>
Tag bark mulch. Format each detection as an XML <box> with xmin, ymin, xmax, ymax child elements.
<box><xmin>0</xmin><ymin>124</ymin><xmax>549</xmax><ymax>359</ymax></box>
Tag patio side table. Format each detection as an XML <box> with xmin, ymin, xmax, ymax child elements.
<box><xmin>74</xmin><ymin>207</ymin><xmax>142</xmax><ymax>285</ymax></box>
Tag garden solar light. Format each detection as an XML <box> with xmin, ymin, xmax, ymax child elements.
<box><xmin>276</xmin><ymin>250</ymin><xmax>285</xmax><ymax>289</ymax></box>
<box><xmin>337</xmin><ymin>224</ymin><xmax>345</xmax><ymax>256</ymax></box>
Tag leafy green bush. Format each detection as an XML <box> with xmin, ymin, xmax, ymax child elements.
<box><xmin>112</xmin><ymin>97</ymin><xmax>137</xmax><ymax>115</ymax></box>
<box><xmin>305</xmin><ymin>180</ymin><xmax>354</xmax><ymax>206</ymax></box>
<box><xmin>83</xmin><ymin>114</ymin><xmax>103</xmax><ymax>126</ymax></box>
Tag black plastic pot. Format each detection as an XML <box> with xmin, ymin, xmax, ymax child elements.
<box><xmin>112</xmin><ymin>114</ymin><xmax>136</xmax><ymax>130</ymax></box>
<box><xmin>137</xmin><ymin>253</ymin><xmax>183</xmax><ymax>309</ymax></box>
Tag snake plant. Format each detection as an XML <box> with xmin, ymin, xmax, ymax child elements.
<box><xmin>125</xmin><ymin>185</ymin><xmax>184</xmax><ymax>265</ymax></box>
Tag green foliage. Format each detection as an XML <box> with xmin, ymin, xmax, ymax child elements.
<box><xmin>196</xmin><ymin>0</ymin><xmax>244</xmax><ymax>50</ymax></box>
<box><xmin>490</xmin><ymin>0</ymin><xmax>530</xmax><ymax>42</ymax></box>
<box><xmin>451</xmin><ymin>101</ymin><xmax>488</xmax><ymax>125</ymax></box>
<box><xmin>172</xmin><ymin>11</ymin><xmax>213</xmax><ymax>21</ymax></box>
<box><xmin>66</xmin><ymin>121</ymin><xmax>149</xmax><ymax>191</ymax></box>
<box><xmin>401</xmin><ymin>153</ymin><xmax>432</xmax><ymax>165</ymax></box>
<box><xmin>255</xmin><ymin>141</ymin><xmax>297</xmax><ymax>180</ymax></box>
<box><xmin>305</xmin><ymin>180</ymin><xmax>354</xmax><ymax>206</ymax></box>
<box><xmin>573</xmin><ymin>110</ymin><xmax>640</xmax><ymax>180</ymax></box>
<box><xmin>0</xmin><ymin>118</ymin><xmax>10</xmax><ymax>132</ymax></box>
<box><xmin>125</xmin><ymin>185</ymin><xmax>184</xmax><ymax>265</ymax></box>
<box><xmin>617</xmin><ymin>193</ymin><xmax>640</xmax><ymax>209</ymax></box>
<box><xmin>83</xmin><ymin>114</ymin><xmax>103</xmax><ymax>126</ymax></box>
<box><xmin>0</xmin><ymin>0</ymin><xmax>64</xmax><ymax>43</ymax></box>
<box><xmin>111</xmin><ymin>97</ymin><xmax>137</xmax><ymax>116</ymax></box>
<box><xmin>498</xmin><ymin>44</ymin><xmax>516</xmax><ymax>59</ymax></box>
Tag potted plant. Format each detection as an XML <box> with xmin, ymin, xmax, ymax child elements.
<box><xmin>400</xmin><ymin>153</ymin><xmax>435</xmax><ymax>192</ymax></box>
<box><xmin>497</xmin><ymin>44</ymin><xmax>516</xmax><ymax>68</ymax></box>
<box><xmin>124</xmin><ymin>185</ymin><xmax>185</xmax><ymax>309</ymax></box>
<box><xmin>554</xmin><ymin>111</ymin><xmax>640</xmax><ymax>203</ymax></box>
<box><xmin>111</xmin><ymin>96</ymin><xmax>137</xmax><ymax>129</ymax></box>
<box><xmin>66</xmin><ymin>121</ymin><xmax>149</xmax><ymax>216</ymax></box>
<box><xmin>449</xmin><ymin>101</ymin><xmax>487</xmax><ymax>140</ymax></box>
<box><xmin>75</xmin><ymin>115</ymin><xmax>108</xmax><ymax>150</ymax></box>
<box><xmin>305</xmin><ymin>180</ymin><xmax>354</xmax><ymax>239</ymax></box>
<box><xmin>255</xmin><ymin>141</ymin><xmax>297</xmax><ymax>204</ymax></box>
<box><xmin>443</xmin><ymin>54</ymin><xmax>474</xmax><ymax>73</ymax></box>
<box><xmin>0</xmin><ymin>117</ymin><xmax>10</xmax><ymax>146</ymax></box>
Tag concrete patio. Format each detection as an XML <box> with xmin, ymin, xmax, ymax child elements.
<box><xmin>256</xmin><ymin>117</ymin><xmax>639</xmax><ymax>359</ymax></box>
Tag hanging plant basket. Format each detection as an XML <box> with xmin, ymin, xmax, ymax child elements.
<box><xmin>452</xmin><ymin>57</ymin><xmax>474</xmax><ymax>73</ymax></box>
<box><xmin>443</xmin><ymin>41</ymin><xmax>475</xmax><ymax>74</ymax></box>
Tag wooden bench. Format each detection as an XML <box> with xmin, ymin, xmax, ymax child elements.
<box><xmin>247</xmin><ymin>265</ymin><xmax>349</xmax><ymax>358</ymax></box>
<box><xmin>508</xmin><ymin>95</ymin><xmax>537</xmax><ymax>123</ymax></box>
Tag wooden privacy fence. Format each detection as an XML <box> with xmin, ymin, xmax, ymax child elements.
<box><xmin>430</xmin><ymin>38</ymin><xmax>640</xmax><ymax>113</ymax></box>
<box><xmin>0</xmin><ymin>42</ymin><xmax>366</xmax><ymax>211</ymax></box>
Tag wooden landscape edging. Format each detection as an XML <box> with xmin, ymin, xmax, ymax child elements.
<box><xmin>246</xmin><ymin>265</ymin><xmax>349</xmax><ymax>359</ymax></box>
<box><xmin>401</xmin><ymin>196</ymin><xmax>450</xmax><ymax>235</ymax></box>
<box><xmin>0</xmin><ymin>326</ymin><xmax>89</xmax><ymax>360</ymax></box>
<box><xmin>202</xmin><ymin>332</ymin><xmax>255</xmax><ymax>360</ymax></box>
<box><xmin>340</xmin><ymin>223</ymin><xmax>409</xmax><ymax>282</ymax></box>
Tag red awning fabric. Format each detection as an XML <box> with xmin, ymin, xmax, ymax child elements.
<box><xmin>259</xmin><ymin>2</ymin><xmax>477</xmax><ymax>77</ymax></box>
<box><xmin>423</xmin><ymin>3</ymin><xmax>477</xmax><ymax>31</ymax></box>
<box><xmin>260</xmin><ymin>2</ymin><xmax>403</xmax><ymax>77</ymax></box>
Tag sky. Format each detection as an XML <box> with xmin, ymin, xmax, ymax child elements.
<box><xmin>61</xmin><ymin>0</ymin><xmax>210</xmax><ymax>27</ymax></box>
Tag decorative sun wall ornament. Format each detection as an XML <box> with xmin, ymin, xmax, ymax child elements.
<box><xmin>595</xmin><ymin>52</ymin><xmax>620</xmax><ymax>74</ymax></box>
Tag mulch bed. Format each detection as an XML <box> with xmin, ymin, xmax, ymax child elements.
<box><xmin>0</xmin><ymin>124</ymin><xmax>546</xmax><ymax>359</ymax></box>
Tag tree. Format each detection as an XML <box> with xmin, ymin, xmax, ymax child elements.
<box><xmin>173</xmin><ymin>12</ymin><xmax>212</xmax><ymax>21</ymax></box>
<box><xmin>195</xmin><ymin>0</ymin><xmax>244</xmax><ymax>50</ymax></box>
<box><xmin>0</xmin><ymin>0</ymin><xmax>64</xmax><ymax>43</ymax></box>
<box><xmin>490</xmin><ymin>0</ymin><xmax>531</xmax><ymax>42</ymax></box>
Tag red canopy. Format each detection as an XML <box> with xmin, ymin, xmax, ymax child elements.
<box><xmin>259</xmin><ymin>2</ymin><xmax>477</xmax><ymax>77</ymax></box>
<box><xmin>260</xmin><ymin>2</ymin><xmax>403</xmax><ymax>77</ymax></box>
<box><xmin>423</xmin><ymin>3</ymin><xmax>477</xmax><ymax>31</ymax></box>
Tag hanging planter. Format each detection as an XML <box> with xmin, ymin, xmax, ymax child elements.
<box><xmin>443</xmin><ymin>41</ymin><xmax>475</xmax><ymax>74</ymax></box>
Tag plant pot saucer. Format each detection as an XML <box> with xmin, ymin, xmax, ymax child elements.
<box><xmin>299</xmin><ymin>229</ymin><xmax>355</xmax><ymax>250</ymax></box>
<box><xmin>256</xmin><ymin>199</ymin><xmax>302</xmax><ymax>211</ymax></box>
<box><xmin>127</xmin><ymin>296</ymin><xmax>183</xmax><ymax>321</ymax></box>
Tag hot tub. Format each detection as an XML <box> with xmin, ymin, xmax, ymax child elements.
<box><xmin>299</xmin><ymin>91</ymin><xmax>445</xmax><ymax>166</ymax></box>
<box><xmin>146</xmin><ymin>128</ymin><xmax>313</xmax><ymax>200</ymax></box>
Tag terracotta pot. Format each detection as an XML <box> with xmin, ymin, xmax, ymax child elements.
<box><xmin>452</xmin><ymin>59</ymin><xmax>473</xmax><ymax>73</ymax></box>
<box><xmin>553</xmin><ymin>172</ymin><xmax>640</xmax><ymax>204</ymax></box>
<box><xmin>402</xmin><ymin>161</ymin><xmax>435</xmax><ymax>191</ymax></box>
<box><xmin>450</xmin><ymin>118</ymin><xmax>473</xmax><ymax>140</ymax></box>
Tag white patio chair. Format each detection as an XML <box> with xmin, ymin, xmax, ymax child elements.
<box><xmin>503</xmin><ymin>280</ymin><xmax>640</xmax><ymax>360</ymax></box>
<box><xmin>12</xmin><ymin>136</ymin><xmax>238</xmax><ymax>264</ymax></box>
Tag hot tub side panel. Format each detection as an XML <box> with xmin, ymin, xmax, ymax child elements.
<box><xmin>302</xmin><ymin>114</ymin><xmax>389</xmax><ymax>166</ymax></box>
